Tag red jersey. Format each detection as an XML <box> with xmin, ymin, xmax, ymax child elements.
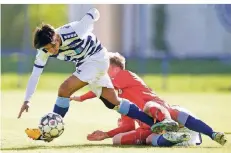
<box><xmin>79</xmin><ymin>70</ymin><xmax>169</xmax><ymax>137</ymax></box>
<box><xmin>112</xmin><ymin>70</ymin><xmax>167</xmax><ymax>109</ymax></box>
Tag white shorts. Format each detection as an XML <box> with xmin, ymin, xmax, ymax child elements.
<box><xmin>171</xmin><ymin>105</ymin><xmax>202</xmax><ymax>146</ymax></box>
<box><xmin>73</xmin><ymin>48</ymin><xmax>114</xmax><ymax>97</ymax></box>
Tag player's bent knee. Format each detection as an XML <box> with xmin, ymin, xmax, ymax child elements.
<box><xmin>58</xmin><ymin>82</ymin><xmax>70</xmax><ymax>97</ymax></box>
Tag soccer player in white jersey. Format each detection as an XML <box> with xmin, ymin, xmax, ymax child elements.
<box><xmin>17</xmin><ymin>8</ymin><xmax>178</xmax><ymax>142</ymax></box>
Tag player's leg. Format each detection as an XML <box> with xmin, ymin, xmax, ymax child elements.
<box><xmin>53</xmin><ymin>75</ymin><xmax>88</xmax><ymax>117</ymax></box>
<box><xmin>26</xmin><ymin>75</ymin><xmax>87</xmax><ymax>141</ymax></box>
<box><xmin>113</xmin><ymin>128</ymin><xmax>152</xmax><ymax>145</ymax></box>
<box><xmin>146</xmin><ymin>132</ymin><xmax>191</xmax><ymax>147</ymax></box>
<box><xmin>81</xmin><ymin>50</ymin><xmax>155</xmax><ymax>127</ymax></box>
<box><xmin>100</xmin><ymin>85</ymin><xmax>178</xmax><ymax>132</ymax></box>
<box><xmin>99</xmin><ymin>96</ymin><xmax>116</xmax><ymax>109</ymax></box>
<box><xmin>169</xmin><ymin>105</ymin><xmax>227</xmax><ymax>145</ymax></box>
<box><xmin>143</xmin><ymin>101</ymin><xmax>179</xmax><ymax>133</ymax></box>
<box><xmin>100</xmin><ymin>88</ymin><xmax>154</xmax><ymax>127</ymax></box>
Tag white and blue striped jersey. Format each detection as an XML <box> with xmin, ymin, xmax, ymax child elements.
<box><xmin>24</xmin><ymin>8</ymin><xmax>102</xmax><ymax>101</ymax></box>
<box><xmin>34</xmin><ymin>9</ymin><xmax>102</xmax><ymax>69</ymax></box>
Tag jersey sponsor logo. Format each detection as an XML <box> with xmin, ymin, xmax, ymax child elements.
<box><xmin>61</xmin><ymin>32</ymin><xmax>78</xmax><ymax>41</ymax></box>
<box><xmin>75</xmin><ymin>46</ymin><xmax>84</xmax><ymax>54</ymax></box>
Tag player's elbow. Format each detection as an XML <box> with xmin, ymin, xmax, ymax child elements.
<box><xmin>87</xmin><ymin>8</ymin><xmax>100</xmax><ymax>21</ymax></box>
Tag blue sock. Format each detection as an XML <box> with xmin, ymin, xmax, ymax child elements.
<box><xmin>117</xmin><ymin>98</ymin><xmax>154</xmax><ymax>127</ymax></box>
<box><xmin>151</xmin><ymin>134</ymin><xmax>176</xmax><ymax>147</ymax></box>
<box><xmin>177</xmin><ymin>111</ymin><xmax>214</xmax><ymax>139</ymax></box>
<box><xmin>53</xmin><ymin>97</ymin><xmax>70</xmax><ymax>118</ymax></box>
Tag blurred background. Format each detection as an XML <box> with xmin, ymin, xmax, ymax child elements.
<box><xmin>1</xmin><ymin>4</ymin><xmax>231</xmax><ymax>92</ymax></box>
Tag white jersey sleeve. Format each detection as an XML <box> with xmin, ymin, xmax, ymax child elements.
<box><xmin>24</xmin><ymin>49</ymin><xmax>49</xmax><ymax>102</ymax></box>
<box><xmin>69</xmin><ymin>8</ymin><xmax>100</xmax><ymax>38</ymax></box>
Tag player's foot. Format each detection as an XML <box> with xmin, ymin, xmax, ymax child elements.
<box><xmin>163</xmin><ymin>132</ymin><xmax>191</xmax><ymax>144</ymax></box>
<box><xmin>25</xmin><ymin>128</ymin><xmax>53</xmax><ymax>142</ymax></box>
<box><xmin>151</xmin><ymin>119</ymin><xmax>179</xmax><ymax>133</ymax></box>
<box><xmin>212</xmin><ymin>132</ymin><xmax>227</xmax><ymax>146</ymax></box>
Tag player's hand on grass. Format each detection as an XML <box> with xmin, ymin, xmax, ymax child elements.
<box><xmin>18</xmin><ymin>101</ymin><xmax>30</xmax><ymax>118</ymax></box>
<box><xmin>87</xmin><ymin>130</ymin><xmax>109</xmax><ymax>141</ymax></box>
<box><xmin>70</xmin><ymin>96</ymin><xmax>82</xmax><ymax>102</ymax></box>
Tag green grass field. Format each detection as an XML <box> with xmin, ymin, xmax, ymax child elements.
<box><xmin>1</xmin><ymin>91</ymin><xmax>231</xmax><ymax>153</ymax></box>
<box><xmin>2</xmin><ymin>73</ymin><xmax>231</xmax><ymax>92</ymax></box>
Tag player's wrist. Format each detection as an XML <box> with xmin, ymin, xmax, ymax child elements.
<box><xmin>103</xmin><ymin>132</ymin><xmax>110</xmax><ymax>139</ymax></box>
<box><xmin>106</xmin><ymin>131</ymin><xmax>113</xmax><ymax>138</ymax></box>
<box><xmin>24</xmin><ymin>101</ymin><xmax>30</xmax><ymax>106</ymax></box>
<box><xmin>79</xmin><ymin>96</ymin><xmax>83</xmax><ymax>102</ymax></box>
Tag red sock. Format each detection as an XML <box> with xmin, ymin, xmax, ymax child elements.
<box><xmin>149</xmin><ymin>107</ymin><xmax>166</xmax><ymax>122</ymax></box>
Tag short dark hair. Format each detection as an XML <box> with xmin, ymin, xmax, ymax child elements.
<box><xmin>108</xmin><ymin>52</ymin><xmax>126</xmax><ymax>70</ymax></box>
<box><xmin>33</xmin><ymin>23</ymin><xmax>55</xmax><ymax>49</ymax></box>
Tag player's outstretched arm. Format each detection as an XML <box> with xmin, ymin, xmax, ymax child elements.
<box><xmin>18</xmin><ymin>50</ymin><xmax>48</xmax><ymax>119</ymax></box>
<box><xmin>70</xmin><ymin>91</ymin><xmax>96</xmax><ymax>102</ymax></box>
<box><xmin>70</xmin><ymin>8</ymin><xmax>100</xmax><ymax>38</ymax></box>
<box><xmin>87</xmin><ymin>116</ymin><xmax>135</xmax><ymax>141</ymax></box>
<box><xmin>18</xmin><ymin>66</ymin><xmax>44</xmax><ymax>118</ymax></box>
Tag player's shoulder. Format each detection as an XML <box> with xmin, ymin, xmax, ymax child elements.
<box><xmin>114</xmin><ymin>70</ymin><xmax>136</xmax><ymax>83</ymax></box>
<box><xmin>117</xmin><ymin>70</ymin><xmax>131</xmax><ymax>78</ymax></box>
<box><xmin>56</xmin><ymin>23</ymin><xmax>79</xmax><ymax>41</ymax></box>
<box><xmin>122</xmin><ymin>70</ymin><xmax>145</xmax><ymax>84</ymax></box>
<box><xmin>55</xmin><ymin>23</ymin><xmax>76</xmax><ymax>35</ymax></box>
<box><xmin>121</xmin><ymin>70</ymin><xmax>139</xmax><ymax>78</ymax></box>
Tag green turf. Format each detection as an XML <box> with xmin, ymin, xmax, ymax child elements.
<box><xmin>2</xmin><ymin>73</ymin><xmax>231</xmax><ymax>93</ymax></box>
<box><xmin>1</xmin><ymin>91</ymin><xmax>231</xmax><ymax>153</ymax></box>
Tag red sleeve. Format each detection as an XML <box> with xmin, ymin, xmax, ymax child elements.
<box><xmin>106</xmin><ymin>115</ymin><xmax>135</xmax><ymax>138</ymax></box>
<box><xmin>79</xmin><ymin>91</ymin><xmax>96</xmax><ymax>101</ymax></box>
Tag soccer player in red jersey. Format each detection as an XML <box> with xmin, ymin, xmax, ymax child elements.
<box><xmin>71</xmin><ymin>52</ymin><xmax>227</xmax><ymax>146</ymax></box>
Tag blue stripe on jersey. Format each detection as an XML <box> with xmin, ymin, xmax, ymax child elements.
<box><xmin>34</xmin><ymin>64</ymin><xmax>44</xmax><ymax>68</ymax></box>
<box><xmin>66</xmin><ymin>38</ymin><xmax>82</xmax><ymax>48</ymax></box>
<box><xmin>85</xmin><ymin>35</ymin><xmax>92</xmax><ymax>47</ymax></box>
<box><xmin>90</xmin><ymin>46</ymin><xmax>96</xmax><ymax>53</ymax></box>
<box><xmin>82</xmin><ymin>35</ymin><xmax>93</xmax><ymax>52</ymax></box>
<box><xmin>96</xmin><ymin>44</ymin><xmax>102</xmax><ymax>52</ymax></box>
<box><xmin>96</xmin><ymin>37</ymin><xmax>98</xmax><ymax>44</ymax></box>
<box><xmin>59</xmin><ymin>40</ymin><xmax>84</xmax><ymax>53</ymax></box>
<box><xmin>86</xmin><ymin>13</ymin><xmax>94</xmax><ymax>19</ymax></box>
<box><xmin>76</xmin><ymin>61</ymin><xmax>84</xmax><ymax>68</ymax></box>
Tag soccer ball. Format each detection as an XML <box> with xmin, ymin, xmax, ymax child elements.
<box><xmin>38</xmin><ymin>112</ymin><xmax>64</xmax><ymax>139</ymax></box>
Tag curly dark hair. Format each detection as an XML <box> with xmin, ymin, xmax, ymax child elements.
<box><xmin>33</xmin><ymin>23</ymin><xmax>55</xmax><ymax>49</ymax></box>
